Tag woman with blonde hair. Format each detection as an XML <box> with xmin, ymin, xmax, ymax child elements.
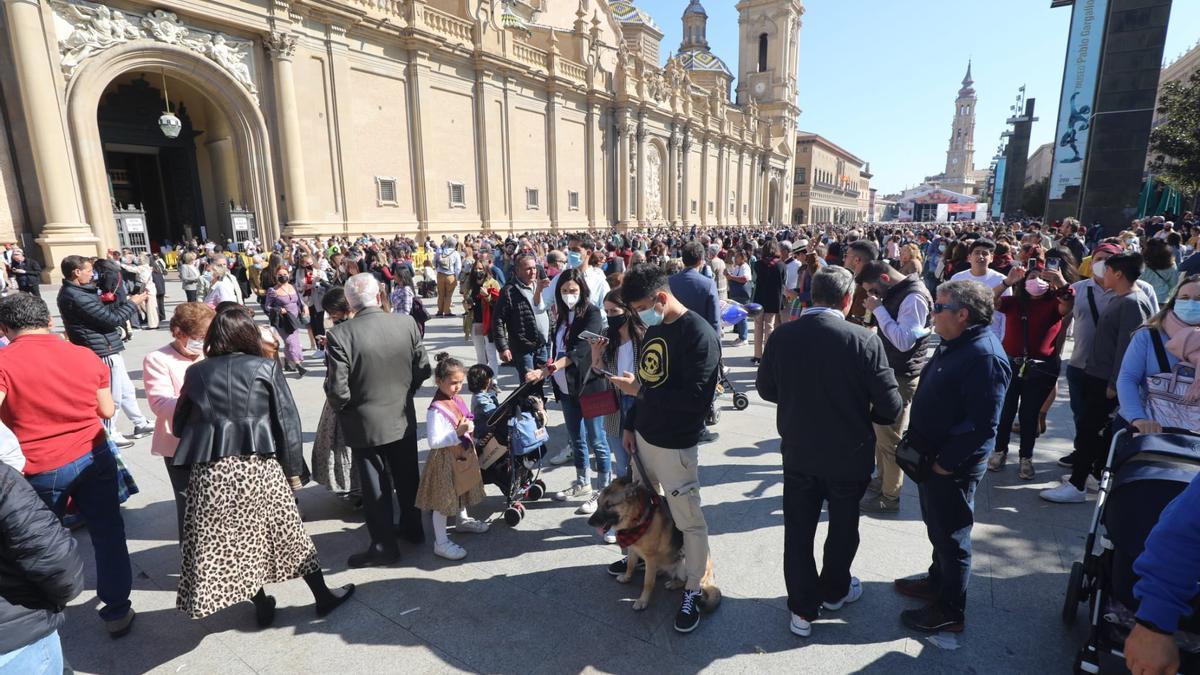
<box><xmin>899</xmin><ymin>242</ymin><xmax>923</xmax><ymax>276</ymax></box>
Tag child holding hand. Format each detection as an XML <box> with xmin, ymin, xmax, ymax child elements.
<box><xmin>416</xmin><ymin>353</ymin><xmax>489</xmax><ymax>561</ymax></box>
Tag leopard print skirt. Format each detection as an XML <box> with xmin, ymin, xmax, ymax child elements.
<box><xmin>177</xmin><ymin>455</ymin><xmax>321</xmax><ymax>619</ymax></box>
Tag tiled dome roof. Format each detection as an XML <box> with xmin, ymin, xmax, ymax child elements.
<box><xmin>677</xmin><ymin>47</ymin><xmax>730</xmax><ymax>75</ymax></box>
<box><xmin>608</xmin><ymin>1</ymin><xmax>661</xmax><ymax>32</ymax></box>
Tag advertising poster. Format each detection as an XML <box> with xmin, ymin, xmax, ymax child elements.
<box><xmin>992</xmin><ymin>159</ymin><xmax>1007</xmax><ymax>219</ymax></box>
<box><xmin>1048</xmin><ymin>0</ymin><xmax>1108</xmax><ymax>200</ymax></box>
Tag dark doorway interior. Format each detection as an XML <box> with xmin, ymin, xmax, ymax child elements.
<box><xmin>98</xmin><ymin>75</ymin><xmax>206</xmax><ymax>251</ymax></box>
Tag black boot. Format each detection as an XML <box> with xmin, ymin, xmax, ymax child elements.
<box><xmin>303</xmin><ymin>572</ymin><xmax>355</xmax><ymax>617</ymax></box>
<box><xmin>251</xmin><ymin>588</ymin><xmax>276</xmax><ymax>628</ymax></box>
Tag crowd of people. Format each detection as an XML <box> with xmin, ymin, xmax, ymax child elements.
<box><xmin>0</xmin><ymin>211</ymin><xmax>1199</xmax><ymax>671</ymax></box>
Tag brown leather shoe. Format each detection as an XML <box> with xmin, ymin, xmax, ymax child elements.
<box><xmin>893</xmin><ymin>575</ymin><xmax>938</xmax><ymax>601</ymax></box>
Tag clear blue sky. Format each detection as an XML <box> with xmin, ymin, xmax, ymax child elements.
<box><xmin>639</xmin><ymin>0</ymin><xmax>1200</xmax><ymax>195</ymax></box>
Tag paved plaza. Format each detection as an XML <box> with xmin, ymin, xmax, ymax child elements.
<box><xmin>49</xmin><ymin>282</ymin><xmax>1094</xmax><ymax>674</ymax></box>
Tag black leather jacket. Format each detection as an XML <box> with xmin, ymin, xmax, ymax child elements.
<box><xmin>55</xmin><ymin>281</ymin><xmax>137</xmax><ymax>358</ymax></box>
<box><xmin>172</xmin><ymin>354</ymin><xmax>306</xmax><ymax>478</ymax></box>
<box><xmin>490</xmin><ymin>280</ymin><xmax>547</xmax><ymax>354</ymax></box>
<box><xmin>0</xmin><ymin>462</ymin><xmax>85</xmax><ymax>654</ymax></box>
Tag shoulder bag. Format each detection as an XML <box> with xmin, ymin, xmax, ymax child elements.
<box><xmin>894</xmin><ymin>430</ymin><xmax>937</xmax><ymax>484</ymax></box>
<box><xmin>1146</xmin><ymin>329</ymin><xmax>1200</xmax><ymax>434</ymax></box>
<box><xmin>578</xmin><ymin>361</ymin><xmax>619</xmax><ymax>419</ymax></box>
<box><xmin>432</xmin><ymin>399</ymin><xmax>484</xmax><ymax>495</ymax></box>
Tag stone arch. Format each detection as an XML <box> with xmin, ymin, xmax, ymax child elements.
<box><xmin>645</xmin><ymin>138</ymin><xmax>667</xmax><ymax>223</ymax></box>
<box><xmin>767</xmin><ymin>175</ymin><xmax>781</xmax><ymax>226</ymax></box>
<box><xmin>66</xmin><ymin>41</ymin><xmax>278</xmax><ymax>252</ymax></box>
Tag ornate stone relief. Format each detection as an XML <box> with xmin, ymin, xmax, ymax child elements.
<box><xmin>50</xmin><ymin>0</ymin><xmax>259</xmax><ymax>97</ymax></box>
<box><xmin>645</xmin><ymin>149</ymin><xmax>663</xmax><ymax>221</ymax></box>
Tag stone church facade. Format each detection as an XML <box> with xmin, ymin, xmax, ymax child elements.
<box><xmin>0</xmin><ymin>0</ymin><xmax>801</xmax><ymax>273</ymax></box>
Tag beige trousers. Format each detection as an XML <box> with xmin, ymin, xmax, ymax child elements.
<box><xmin>633</xmin><ymin>431</ymin><xmax>711</xmax><ymax>591</ymax></box>
<box><xmin>871</xmin><ymin>375</ymin><xmax>919</xmax><ymax>500</ymax></box>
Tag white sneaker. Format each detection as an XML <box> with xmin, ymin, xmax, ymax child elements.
<box><xmin>730</xmin><ymin>339</ymin><xmax>747</xmax><ymax>348</ymax></box>
<box><xmin>548</xmin><ymin>445</ymin><xmax>573</xmax><ymax>466</ymax></box>
<box><xmin>456</xmin><ymin>519</ymin><xmax>489</xmax><ymax>534</ymax></box>
<box><xmin>553</xmin><ymin>479</ymin><xmax>592</xmax><ymax>502</ymax></box>
<box><xmin>576</xmin><ymin>491</ymin><xmax>600</xmax><ymax>515</ymax></box>
<box><xmin>110</xmin><ymin>432</ymin><xmax>134</xmax><ymax>449</ymax></box>
<box><xmin>603</xmin><ymin>529</ymin><xmax>617</xmax><ymax>545</ymax></box>
<box><xmin>1040</xmin><ymin>482</ymin><xmax>1087</xmax><ymax>504</ymax></box>
<box><xmin>822</xmin><ymin>576</ymin><xmax>862</xmax><ymax>611</ymax></box>
<box><xmin>789</xmin><ymin>613</ymin><xmax>812</xmax><ymax>637</ymax></box>
<box><xmin>1062</xmin><ymin>474</ymin><xmax>1100</xmax><ymax>492</ymax></box>
<box><xmin>434</xmin><ymin>540</ymin><xmax>467</xmax><ymax>560</ymax></box>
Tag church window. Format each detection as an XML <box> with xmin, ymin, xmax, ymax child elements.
<box><xmin>375</xmin><ymin>177</ymin><xmax>398</xmax><ymax>206</ymax></box>
<box><xmin>758</xmin><ymin>34</ymin><xmax>768</xmax><ymax>73</ymax></box>
<box><xmin>708</xmin><ymin>201</ymin><xmax>714</xmax><ymax>214</ymax></box>
<box><xmin>691</xmin><ymin>199</ymin><xmax>698</xmax><ymax>214</ymax></box>
<box><xmin>794</xmin><ymin>168</ymin><xmax>806</xmax><ymax>184</ymax></box>
<box><xmin>526</xmin><ymin>188</ymin><xmax>540</xmax><ymax>210</ymax></box>
<box><xmin>567</xmin><ymin>190</ymin><xmax>580</xmax><ymax>211</ymax></box>
<box><xmin>447</xmin><ymin>182</ymin><xmax>466</xmax><ymax>208</ymax></box>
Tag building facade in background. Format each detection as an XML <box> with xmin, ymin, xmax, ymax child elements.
<box><xmin>1026</xmin><ymin>142</ymin><xmax>1054</xmax><ymax>186</ymax></box>
<box><xmin>791</xmin><ymin>132</ymin><xmax>869</xmax><ymax>224</ymax></box>
<box><xmin>0</xmin><ymin>0</ymin><xmax>802</xmax><ymax>274</ymax></box>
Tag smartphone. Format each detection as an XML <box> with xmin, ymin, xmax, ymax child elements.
<box><xmin>579</xmin><ymin>330</ymin><xmax>607</xmax><ymax>343</ymax></box>
<box><xmin>596</xmin><ymin>368</ymin><xmax>618</xmax><ymax>378</ymax></box>
<box><xmin>1046</xmin><ymin>257</ymin><xmax>1061</xmax><ymax>271</ymax></box>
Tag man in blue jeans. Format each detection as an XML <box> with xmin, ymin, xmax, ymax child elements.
<box><xmin>896</xmin><ymin>280</ymin><xmax>1011</xmax><ymax>632</ymax></box>
<box><xmin>0</xmin><ymin>293</ymin><xmax>135</xmax><ymax>638</ymax></box>
<box><xmin>492</xmin><ymin>255</ymin><xmax>551</xmax><ymax>394</ymax></box>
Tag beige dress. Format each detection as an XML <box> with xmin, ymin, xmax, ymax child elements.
<box><xmin>415</xmin><ymin>398</ymin><xmax>485</xmax><ymax>516</ymax></box>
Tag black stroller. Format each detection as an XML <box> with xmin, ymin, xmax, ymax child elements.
<box><xmin>1062</xmin><ymin>427</ymin><xmax>1200</xmax><ymax>673</ymax></box>
<box><xmin>478</xmin><ymin>380</ymin><xmax>549</xmax><ymax>526</ymax></box>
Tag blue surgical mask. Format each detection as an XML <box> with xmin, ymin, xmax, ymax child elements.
<box><xmin>638</xmin><ymin>300</ymin><xmax>664</xmax><ymax>327</ymax></box>
<box><xmin>1175</xmin><ymin>299</ymin><xmax>1200</xmax><ymax>325</ymax></box>
<box><xmin>566</xmin><ymin>251</ymin><xmax>583</xmax><ymax>269</ymax></box>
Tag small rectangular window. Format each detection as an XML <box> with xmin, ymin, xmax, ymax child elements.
<box><xmin>375</xmin><ymin>177</ymin><xmax>398</xmax><ymax>205</ymax></box>
<box><xmin>708</xmin><ymin>201</ymin><xmax>714</xmax><ymax>214</ymax></box>
<box><xmin>567</xmin><ymin>190</ymin><xmax>580</xmax><ymax>211</ymax></box>
<box><xmin>447</xmin><ymin>181</ymin><xmax>466</xmax><ymax>208</ymax></box>
<box><xmin>526</xmin><ymin>188</ymin><xmax>540</xmax><ymax>210</ymax></box>
<box><xmin>691</xmin><ymin>200</ymin><xmax>698</xmax><ymax>214</ymax></box>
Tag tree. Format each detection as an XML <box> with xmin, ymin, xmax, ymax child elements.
<box><xmin>1148</xmin><ymin>70</ymin><xmax>1200</xmax><ymax>206</ymax></box>
<box><xmin>1022</xmin><ymin>177</ymin><xmax>1048</xmax><ymax>217</ymax></box>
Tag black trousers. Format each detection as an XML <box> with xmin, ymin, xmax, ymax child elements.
<box><xmin>183</xmin><ymin>289</ymin><xmax>198</xmax><ymax>303</ymax></box>
<box><xmin>311</xmin><ymin>308</ymin><xmax>326</xmax><ymax>338</ymax></box>
<box><xmin>156</xmin><ymin>293</ymin><xmax>166</xmax><ymax>321</ymax></box>
<box><xmin>783</xmin><ymin>469</ymin><xmax>869</xmax><ymax>620</ymax></box>
<box><xmin>993</xmin><ymin>358</ymin><xmax>1060</xmax><ymax>460</ymax></box>
<box><xmin>1069</xmin><ymin>372</ymin><xmax>1117</xmax><ymax>490</ymax></box>
<box><xmin>163</xmin><ymin>457</ymin><xmax>189</xmax><ymax>543</ymax></box>
<box><xmin>918</xmin><ymin>462</ymin><xmax>986</xmax><ymax>620</ymax></box>
<box><xmin>352</xmin><ymin>430</ymin><xmax>422</xmax><ymax>551</ymax></box>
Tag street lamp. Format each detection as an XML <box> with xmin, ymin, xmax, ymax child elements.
<box><xmin>158</xmin><ymin>70</ymin><xmax>181</xmax><ymax>139</ymax></box>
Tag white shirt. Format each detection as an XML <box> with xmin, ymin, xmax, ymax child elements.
<box><xmin>616</xmin><ymin>339</ymin><xmax>636</xmax><ymax>377</ymax></box>
<box><xmin>426</xmin><ymin>400</ymin><xmax>465</xmax><ymax>449</ymax></box>
<box><xmin>951</xmin><ymin>268</ymin><xmax>1008</xmax><ymax>339</ymax></box>
<box><xmin>552</xmin><ymin>313</ymin><xmax>573</xmax><ymax>393</ymax></box>
<box><xmin>205</xmin><ymin>276</ymin><xmax>241</xmax><ymax>305</ymax></box>
<box><xmin>871</xmin><ymin>293</ymin><xmax>931</xmax><ymax>352</ymax></box>
<box><xmin>543</xmin><ymin>266</ymin><xmax>610</xmax><ymax>314</ymax></box>
<box><xmin>783</xmin><ymin>259</ymin><xmax>801</xmax><ymax>292</ymax></box>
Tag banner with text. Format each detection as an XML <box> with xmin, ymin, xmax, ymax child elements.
<box><xmin>1048</xmin><ymin>0</ymin><xmax>1108</xmax><ymax>200</ymax></box>
<box><xmin>992</xmin><ymin>159</ymin><xmax>1007</xmax><ymax>219</ymax></box>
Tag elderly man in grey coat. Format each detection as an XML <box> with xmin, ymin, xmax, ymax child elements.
<box><xmin>324</xmin><ymin>273</ymin><xmax>432</xmax><ymax>568</ymax></box>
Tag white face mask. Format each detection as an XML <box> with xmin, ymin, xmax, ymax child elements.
<box><xmin>185</xmin><ymin>338</ymin><xmax>205</xmax><ymax>355</ymax></box>
<box><xmin>1091</xmin><ymin>260</ymin><xmax>1106</xmax><ymax>280</ymax></box>
<box><xmin>562</xmin><ymin>293</ymin><xmax>581</xmax><ymax>309</ymax></box>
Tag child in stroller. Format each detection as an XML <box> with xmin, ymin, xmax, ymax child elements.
<box><xmin>473</xmin><ymin>377</ymin><xmax>550</xmax><ymax>526</ymax></box>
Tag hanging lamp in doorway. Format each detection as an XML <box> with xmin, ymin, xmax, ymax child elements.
<box><xmin>157</xmin><ymin>70</ymin><xmax>182</xmax><ymax>139</ymax></box>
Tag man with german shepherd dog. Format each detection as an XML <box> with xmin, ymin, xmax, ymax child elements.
<box><xmin>607</xmin><ymin>264</ymin><xmax>722</xmax><ymax>633</ymax></box>
<box><xmin>757</xmin><ymin>266</ymin><xmax>902</xmax><ymax>637</ymax></box>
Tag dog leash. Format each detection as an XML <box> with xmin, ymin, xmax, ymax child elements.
<box><xmin>629</xmin><ymin>442</ymin><xmax>674</xmax><ymax>522</ymax></box>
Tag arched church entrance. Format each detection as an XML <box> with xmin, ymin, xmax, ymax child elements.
<box><xmin>67</xmin><ymin>43</ymin><xmax>277</xmax><ymax>255</ymax></box>
<box><xmin>767</xmin><ymin>179</ymin><xmax>780</xmax><ymax>226</ymax></box>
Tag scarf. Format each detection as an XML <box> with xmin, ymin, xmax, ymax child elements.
<box><xmin>615</xmin><ymin>491</ymin><xmax>659</xmax><ymax>548</ymax></box>
<box><xmin>1163</xmin><ymin>312</ymin><xmax>1200</xmax><ymax>402</ymax></box>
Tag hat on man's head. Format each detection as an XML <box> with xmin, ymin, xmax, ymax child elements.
<box><xmin>1092</xmin><ymin>242</ymin><xmax>1123</xmax><ymax>257</ymax></box>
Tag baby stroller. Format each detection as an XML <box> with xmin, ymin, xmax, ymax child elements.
<box><xmin>1061</xmin><ymin>427</ymin><xmax>1200</xmax><ymax>673</ymax></box>
<box><xmin>478</xmin><ymin>379</ymin><xmax>549</xmax><ymax>526</ymax></box>
<box><xmin>711</xmin><ymin>300</ymin><xmax>762</xmax><ymax>416</ymax></box>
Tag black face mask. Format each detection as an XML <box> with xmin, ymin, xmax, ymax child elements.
<box><xmin>473</xmin><ymin>271</ymin><xmax>486</xmax><ymax>281</ymax></box>
<box><xmin>276</xmin><ymin>276</ymin><xmax>289</xmax><ymax>284</ymax></box>
<box><xmin>607</xmin><ymin>314</ymin><xmax>627</xmax><ymax>331</ymax></box>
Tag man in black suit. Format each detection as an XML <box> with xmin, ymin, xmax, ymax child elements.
<box><xmin>325</xmin><ymin>273</ymin><xmax>432</xmax><ymax>568</ymax></box>
<box><xmin>757</xmin><ymin>265</ymin><xmax>902</xmax><ymax>639</ymax></box>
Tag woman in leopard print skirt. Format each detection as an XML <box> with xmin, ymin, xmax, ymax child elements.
<box><xmin>171</xmin><ymin>305</ymin><xmax>353</xmax><ymax>626</ymax></box>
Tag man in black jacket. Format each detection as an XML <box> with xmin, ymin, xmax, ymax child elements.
<box><xmin>9</xmin><ymin>249</ymin><xmax>42</xmax><ymax>297</ymax></box>
<box><xmin>0</xmin><ymin>461</ymin><xmax>85</xmax><ymax>672</ymax></box>
<box><xmin>56</xmin><ymin>255</ymin><xmax>153</xmax><ymax>447</ymax></box>
<box><xmin>491</xmin><ymin>254</ymin><xmax>551</xmax><ymax>392</ymax></box>
<box><xmin>757</xmin><ymin>266</ymin><xmax>902</xmax><ymax>638</ymax></box>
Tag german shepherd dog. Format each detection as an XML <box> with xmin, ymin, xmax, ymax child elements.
<box><xmin>587</xmin><ymin>476</ymin><xmax>721</xmax><ymax>612</ymax></box>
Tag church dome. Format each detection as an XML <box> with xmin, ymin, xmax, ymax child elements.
<box><xmin>607</xmin><ymin>1</ymin><xmax>661</xmax><ymax>32</ymax></box>
<box><xmin>677</xmin><ymin>47</ymin><xmax>731</xmax><ymax>75</ymax></box>
<box><xmin>683</xmin><ymin>0</ymin><xmax>707</xmax><ymax>17</ymax></box>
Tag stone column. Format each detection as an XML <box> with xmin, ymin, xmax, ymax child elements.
<box><xmin>584</xmin><ymin>102</ymin><xmax>596</xmax><ymax>228</ymax></box>
<box><xmin>265</xmin><ymin>32</ymin><xmax>312</xmax><ymax>230</ymax></box>
<box><xmin>473</xmin><ymin>68</ymin><xmax>492</xmax><ymax>231</ymax></box>
<box><xmin>715</xmin><ymin>142</ymin><xmax>726</xmax><ymax>226</ymax></box>
<box><xmin>699</xmin><ymin>135</ymin><xmax>709</xmax><ymax>226</ymax></box>
<box><xmin>5</xmin><ymin>0</ymin><xmax>98</xmax><ymax>268</ymax></box>
<box><xmin>546</xmin><ymin>91</ymin><xmax>560</xmax><ymax>231</ymax></box>
<box><xmin>680</xmin><ymin>131</ymin><xmax>691</xmax><ymax>227</ymax></box>
<box><xmin>666</xmin><ymin>125</ymin><xmax>678</xmax><ymax>226</ymax></box>
<box><xmin>616</xmin><ymin>109</ymin><xmax>631</xmax><ymax>229</ymax></box>
<box><xmin>635</xmin><ymin>114</ymin><xmax>646</xmax><ymax>226</ymax></box>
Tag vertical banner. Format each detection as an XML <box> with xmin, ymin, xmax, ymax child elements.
<box><xmin>992</xmin><ymin>159</ymin><xmax>1007</xmax><ymax>219</ymax></box>
<box><xmin>1048</xmin><ymin>0</ymin><xmax>1109</xmax><ymax>200</ymax></box>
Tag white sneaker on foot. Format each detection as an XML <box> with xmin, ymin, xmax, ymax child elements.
<box><xmin>576</xmin><ymin>491</ymin><xmax>600</xmax><ymax>515</ymax></box>
<box><xmin>789</xmin><ymin>613</ymin><xmax>812</xmax><ymax>637</ymax></box>
<box><xmin>548</xmin><ymin>445</ymin><xmax>573</xmax><ymax>466</ymax></box>
<box><xmin>603</xmin><ymin>529</ymin><xmax>617</xmax><ymax>545</ymax></box>
<box><xmin>1062</xmin><ymin>474</ymin><xmax>1100</xmax><ymax>492</ymax></box>
<box><xmin>434</xmin><ymin>540</ymin><xmax>467</xmax><ymax>560</ymax></box>
<box><xmin>554</xmin><ymin>479</ymin><xmax>592</xmax><ymax>502</ymax></box>
<box><xmin>822</xmin><ymin>576</ymin><xmax>863</xmax><ymax>611</ymax></box>
<box><xmin>456</xmin><ymin>519</ymin><xmax>489</xmax><ymax>534</ymax></box>
<box><xmin>1040</xmin><ymin>482</ymin><xmax>1086</xmax><ymax>503</ymax></box>
<box><xmin>730</xmin><ymin>339</ymin><xmax>747</xmax><ymax>348</ymax></box>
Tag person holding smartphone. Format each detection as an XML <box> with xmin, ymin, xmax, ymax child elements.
<box><xmin>590</xmin><ymin>290</ymin><xmax>645</xmax><ymax>491</ymax></box>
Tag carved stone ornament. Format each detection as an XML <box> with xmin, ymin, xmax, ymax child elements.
<box><xmin>644</xmin><ymin>69</ymin><xmax>668</xmax><ymax>104</ymax></box>
<box><xmin>264</xmin><ymin>31</ymin><xmax>298</xmax><ymax>60</ymax></box>
<box><xmin>50</xmin><ymin>0</ymin><xmax>259</xmax><ymax>97</ymax></box>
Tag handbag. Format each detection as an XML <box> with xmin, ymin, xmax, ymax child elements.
<box><xmin>578</xmin><ymin>369</ymin><xmax>619</xmax><ymax>419</ymax></box>
<box><xmin>894</xmin><ymin>430</ymin><xmax>936</xmax><ymax>484</ymax></box>
<box><xmin>432</xmin><ymin>399</ymin><xmax>484</xmax><ymax>495</ymax></box>
<box><xmin>1146</xmin><ymin>329</ymin><xmax>1200</xmax><ymax>433</ymax></box>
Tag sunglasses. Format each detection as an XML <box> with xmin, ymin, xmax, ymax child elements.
<box><xmin>932</xmin><ymin>302</ymin><xmax>962</xmax><ymax>314</ymax></box>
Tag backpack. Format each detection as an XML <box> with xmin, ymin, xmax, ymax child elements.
<box><xmin>508</xmin><ymin>412</ymin><xmax>548</xmax><ymax>456</ymax></box>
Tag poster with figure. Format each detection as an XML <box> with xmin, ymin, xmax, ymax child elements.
<box><xmin>1048</xmin><ymin>0</ymin><xmax>1108</xmax><ymax>200</ymax></box>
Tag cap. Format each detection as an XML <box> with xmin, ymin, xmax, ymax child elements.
<box><xmin>1092</xmin><ymin>243</ymin><xmax>1123</xmax><ymax>257</ymax></box>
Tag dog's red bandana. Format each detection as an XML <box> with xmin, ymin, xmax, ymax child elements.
<box><xmin>615</xmin><ymin>491</ymin><xmax>660</xmax><ymax>548</ymax></box>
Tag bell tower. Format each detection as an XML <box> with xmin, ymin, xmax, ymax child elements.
<box><xmin>735</xmin><ymin>0</ymin><xmax>804</xmax><ymax>108</ymax></box>
<box><xmin>945</xmin><ymin>61</ymin><xmax>977</xmax><ymax>187</ymax></box>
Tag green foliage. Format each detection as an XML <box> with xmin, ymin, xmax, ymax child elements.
<box><xmin>1148</xmin><ymin>70</ymin><xmax>1200</xmax><ymax>199</ymax></box>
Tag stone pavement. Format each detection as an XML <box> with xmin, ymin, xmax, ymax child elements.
<box><xmin>43</xmin><ymin>282</ymin><xmax>1095</xmax><ymax>674</ymax></box>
